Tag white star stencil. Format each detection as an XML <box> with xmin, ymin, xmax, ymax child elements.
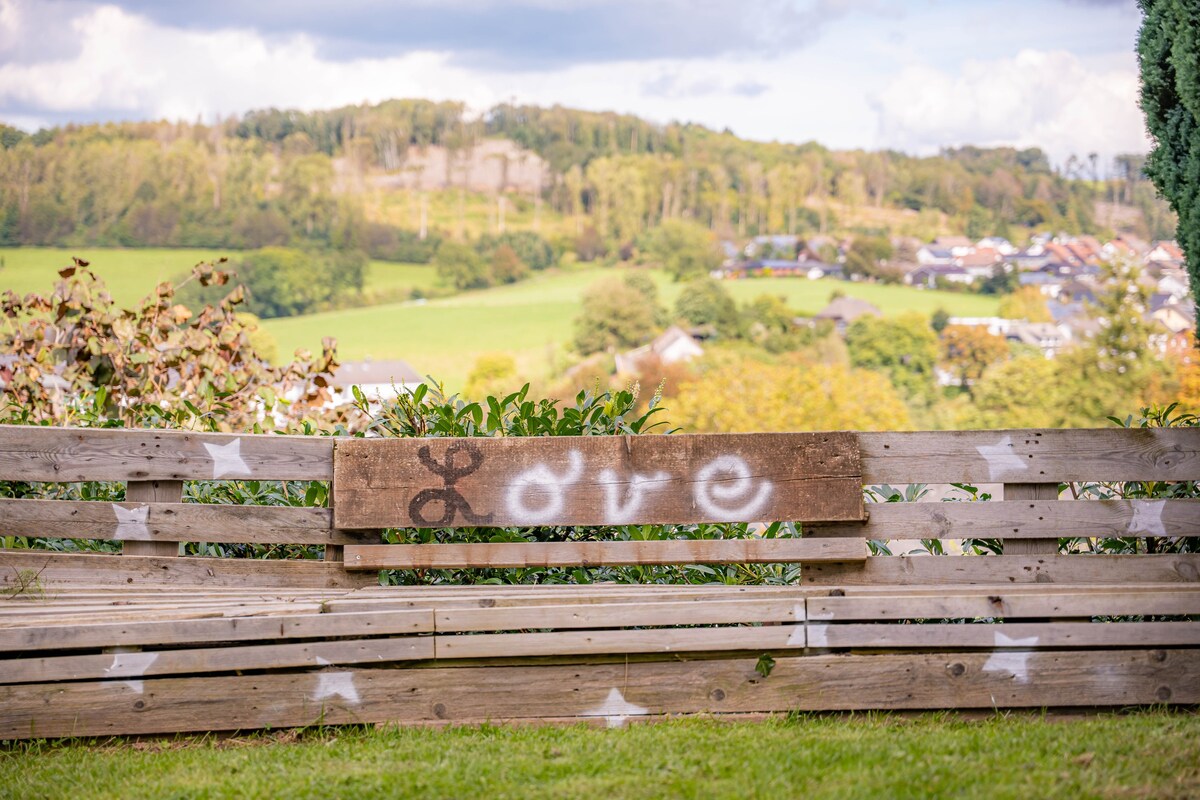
<box><xmin>982</xmin><ymin>632</ymin><xmax>1039</xmax><ymax>684</ymax></box>
<box><xmin>113</xmin><ymin>504</ymin><xmax>151</xmax><ymax>540</ymax></box>
<box><xmin>1128</xmin><ymin>500</ymin><xmax>1167</xmax><ymax>537</ymax></box>
<box><xmin>313</xmin><ymin>671</ymin><xmax>360</xmax><ymax>704</ymax></box>
<box><xmin>104</xmin><ymin>651</ymin><xmax>159</xmax><ymax>678</ymax></box>
<box><xmin>976</xmin><ymin>435</ymin><xmax>1028</xmax><ymax>481</ymax></box>
<box><xmin>583</xmin><ymin>687</ymin><xmax>649</xmax><ymax>729</ymax></box>
<box><xmin>203</xmin><ymin>439</ymin><xmax>251</xmax><ymax>479</ymax></box>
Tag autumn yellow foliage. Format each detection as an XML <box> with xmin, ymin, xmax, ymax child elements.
<box><xmin>668</xmin><ymin>356</ymin><xmax>911</xmax><ymax>433</ymax></box>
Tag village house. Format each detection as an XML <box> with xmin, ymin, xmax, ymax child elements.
<box><xmin>809</xmin><ymin>296</ymin><xmax>882</xmax><ymax>335</ymax></box>
<box><xmin>326</xmin><ymin>359</ymin><xmax>423</xmax><ymax>406</ymax></box>
<box><xmin>614</xmin><ymin>326</ymin><xmax>705</xmax><ymax>375</ymax></box>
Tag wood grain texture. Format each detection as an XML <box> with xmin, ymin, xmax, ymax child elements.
<box><xmin>806</xmin><ymin>498</ymin><xmax>1200</xmax><ymax>539</ymax></box>
<box><xmin>810</xmin><ymin>621</ymin><xmax>1200</xmax><ymax>649</ymax></box>
<box><xmin>0</xmin><ymin>499</ymin><xmax>368</xmax><ymax>545</ymax></box>
<box><xmin>0</xmin><ymin>608</ymin><xmax>433</xmax><ymax>652</ymax></box>
<box><xmin>3</xmin><ymin>649</ymin><xmax>1196</xmax><ymax>738</ymax></box>
<box><xmin>344</xmin><ymin>539</ymin><xmax>867</xmax><ymax>570</ymax></box>
<box><xmin>1003</xmin><ymin>484</ymin><xmax>1060</xmax><ymax>555</ymax></box>
<box><xmin>859</xmin><ymin>428</ymin><xmax>1200</xmax><ymax>483</ymax></box>
<box><xmin>0</xmin><ymin>550</ymin><xmax>373</xmax><ymax>589</ymax></box>
<box><xmin>808</xmin><ymin>589</ymin><xmax>1200</xmax><ymax>620</ymax></box>
<box><xmin>434</xmin><ymin>625</ymin><xmax>806</xmax><ymax>659</ymax></box>
<box><xmin>332</xmin><ymin>432</ymin><xmax>863</xmax><ymax>529</ymax></box>
<box><xmin>0</xmin><ymin>637</ymin><xmax>434</xmax><ymax>684</ymax></box>
<box><xmin>123</xmin><ymin>481</ymin><xmax>182</xmax><ymax>557</ymax></box>
<box><xmin>802</xmin><ymin>554</ymin><xmax>1200</xmax><ymax>585</ymax></box>
<box><xmin>0</xmin><ymin>425</ymin><xmax>333</xmax><ymax>481</ymax></box>
<box><xmin>436</xmin><ymin>598</ymin><xmax>804</xmax><ymax>632</ymax></box>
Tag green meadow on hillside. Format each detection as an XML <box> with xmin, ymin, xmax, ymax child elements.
<box><xmin>265</xmin><ymin>268</ymin><xmax>1000</xmax><ymax>387</ymax></box>
<box><xmin>0</xmin><ymin>248</ymin><xmax>437</xmax><ymax>307</ymax></box>
<box><xmin>0</xmin><ymin>247</ymin><xmax>1000</xmax><ymax>389</ymax></box>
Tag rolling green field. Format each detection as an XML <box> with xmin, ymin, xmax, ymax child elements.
<box><xmin>265</xmin><ymin>267</ymin><xmax>999</xmax><ymax>387</ymax></box>
<box><xmin>0</xmin><ymin>248</ymin><xmax>438</xmax><ymax>306</ymax></box>
<box><xmin>0</xmin><ymin>247</ymin><xmax>1001</xmax><ymax>390</ymax></box>
<box><xmin>2</xmin><ymin>713</ymin><xmax>1196</xmax><ymax>799</ymax></box>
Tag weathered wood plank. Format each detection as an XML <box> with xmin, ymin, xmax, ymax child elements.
<box><xmin>0</xmin><ymin>637</ymin><xmax>433</xmax><ymax>684</ymax></box>
<box><xmin>332</xmin><ymin>433</ymin><xmax>864</xmax><ymax>529</ymax></box>
<box><xmin>859</xmin><ymin>428</ymin><xmax>1200</xmax><ymax>483</ymax></box>
<box><xmin>0</xmin><ymin>425</ymin><xmax>333</xmax><ymax>482</ymax></box>
<box><xmin>123</xmin><ymin>480</ymin><xmax>182</xmax><ymax>558</ymax></box>
<box><xmin>436</xmin><ymin>598</ymin><xmax>804</xmax><ymax>632</ymax></box>
<box><xmin>1004</xmin><ymin>483</ymin><xmax>1060</xmax><ymax>555</ymax></box>
<box><xmin>0</xmin><ymin>499</ymin><xmax>368</xmax><ymax>545</ymax></box>
<box><xmin>0</xmin><ymin>550</ymin><xmax>373</xmax><ymax>590</ymax></box>
<box><xmin>3</xmin><ymin>649</ymin><xmax>1196</xmax><ymax>738</ymax></box>
<box><xmin>809</xmin><ymin>589</ymin><xmax>1200</xmax><ymax>620</ymax></box>
<box><xmin>344</xmin><ymin>539</ymin><xmax>867</xmax><ymax>570</ymax></box>
<box><xmin>802</xmin><ymin>554</ymin><xmax>1200</xmax><ymax>585</ymax></box>
<box><xmin>810</xmin><ymin>621</ymin><xmax>1200</xmax><ymax>649</ymax></box>
<box><xmin>807</xmin><ymin>499</ymin><xmax>1200</xmax><ymax>540</ymax></box>
<box><xmin>0</xmin><ymin>608</ymin><xmax>433</xmax><ymax>652</ymax></box>
<box><xmin>434</xmin><ymin>626</ymin><xmax>806</xmax><ymax>659</ymax></box>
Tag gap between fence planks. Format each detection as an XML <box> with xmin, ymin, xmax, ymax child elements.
<box><xmin>343</xmin><ymin>539</ymin><xmax>868</xmax><ymax>570</ymax></box>
<box><xmin>332</xmin><ymin>432</ymin><xmax>865</xmax><ymax>529</ymax></box>
<box><xmin>3</xmin><ymin>650</ymin><xmax>1196</xmax><ymax>739</ymax></box>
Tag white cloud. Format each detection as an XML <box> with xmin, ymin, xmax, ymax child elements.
<box><xmin>870</xmin><ymin>49</ymin><xmax>1150</xmax><ymax>166</ymax></box>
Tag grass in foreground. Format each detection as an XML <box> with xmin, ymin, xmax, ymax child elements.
<box><xmin>2</xmin><ymin>712</ymin><xmax>1196</xmax><ymax>799</ymax></box>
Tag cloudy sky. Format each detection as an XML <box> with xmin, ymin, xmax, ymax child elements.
<box><xmin>0</xmin><ymin>0</ymin><xmax>1149</xmax><ymax>170</ymax></box>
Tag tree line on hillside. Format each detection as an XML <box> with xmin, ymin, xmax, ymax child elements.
<box><xmin>0</xmin><ymin>99</ymin><xmax>1174</xmax><ymax>257</ymax></box>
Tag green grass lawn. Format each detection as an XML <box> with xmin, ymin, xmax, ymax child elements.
<box><xmin>0</xmin><ymin>247</ymin><xmax>1000</xmax><ymax>390</ymax></box>
<box><xmin>0</xmin><ymin>247</ymin><xmax>437</xmax><ymax>307</ymax></box>
<box><xmin>265</xmin><ymin>267</ymin><xmax>999</xmax><ymax>388</ymax></box>
<box><xmin>0</xmin><ymin>247</ymin><xmax>235</xmax><ymax>306</ymax></box>
<box><xmin>2</xmin><ymin>713</ymin><xmax>1195</xmax><ymax>799</ymax></box>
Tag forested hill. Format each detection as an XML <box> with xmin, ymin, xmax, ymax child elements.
<box><xmin>0</xmin><ymin>98</ymin><xmax>1173</xmax><ymax>253</ymax></box>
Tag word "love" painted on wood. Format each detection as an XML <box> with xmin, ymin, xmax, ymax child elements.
<box><xmin>332</xmin><ymin>433</ymin><xmax>863</xmax><ymax>529</ymax></box>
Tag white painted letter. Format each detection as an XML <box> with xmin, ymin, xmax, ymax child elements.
<box><xmin>693</xmin><ymin>455</ymin><xmax>772</xmax><ymax>520</ymax></box>
<box><xmin>600</xmin><ymin>468</ymin><xmax>669</xmax><ymax>524</ymax></box>
<box><xmin>506</xmin><ymin>450</ymin><xmax>585</xmax><ymax>524</ymax></box>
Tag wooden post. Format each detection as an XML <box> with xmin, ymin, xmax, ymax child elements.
<box><xmin>1004</xmin><ymin>483</ymin><xmax>1059</xmax><ymax>555</ymax></box>
<box><xmin>123</xmin><ymin>480</ymin><xmax>183</xmax><ymax>557</ymax></box>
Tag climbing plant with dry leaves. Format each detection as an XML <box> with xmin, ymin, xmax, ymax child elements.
<box><xmin>0</xmin><ymin>257</ymin><xmax>346</xmax><ymax>431</ymax></box>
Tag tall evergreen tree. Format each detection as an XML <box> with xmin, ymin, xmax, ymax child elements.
<box><xmin>1138</xmin><ymin>0</ymin><xmax>1200</xmax><ymax>310</ymax></box>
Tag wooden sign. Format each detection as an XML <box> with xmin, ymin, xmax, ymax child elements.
<box><xmin>332</xmin><ymin>432</ymin><xmax>863</xmax><ymax>529</ymax></box>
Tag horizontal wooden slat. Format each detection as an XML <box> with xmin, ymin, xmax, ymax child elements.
<box><xmin>344</xmin><ymin>539</ymin><xmax>868</xmax><ymax>570</ymax></box>
<box><xmin>809</xmin><ymin>589</ymin><xmax>1200</xmax><ymax>620</ymax></box>
<box><xmin>3</xmin><ymin>650</ymin><xmax>1195</xmax><ymax>738</ymax></box>
<box><xmin>0</xmin><ymin>425</ymin><xmax>332</xmax><ymax>482</ymax></box>
<box><xmin>803</xmin><ymin>554</ymin><xmax>1200</xmax><ymax>585</ymax></box>
<box><xmin>0</xmin><ymin>499</ymin><xmax>369</xmax><ymax>545</ymax></box>
<box><xmin>0</xmin><ymin>637</ymin><xmax>433</xmax><ymax>684</ymax></box>
<box><xmin>333</xmin><ymin>432</ymin><xmax>864</xmax><ymax>528</ymax></box>
<box><xmin>859</xmin><ymin>428</ymin><xmax>1200</xmax><ymax>484</ymax></box>
<box><xmin>436</xmin><ymin>598</ymin><xmax>804</xmax><ymax>632</ymax></box>
<box><xmin>0</xmin><ymin>608</ymin><xmax>434</xmax><ymax>652</ymax></box>
<box><xmin>0</xmin><ymin>550</ymin><xmax>373</xmax><ymax>589</ymax></box>
<box><xmin>810</xmin><ymin>621</ymin><xmax>1200</xmax><ymax>649</ymax></box>
<box><xmin>434</xmin><ymin>625</ymin><xmax>806</xmax><ymax>658</ymax></box>
<box><xmin>808</xmin><ymin>499</ymin><xmax>1200</xmax><ymax>539</ymax></box>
